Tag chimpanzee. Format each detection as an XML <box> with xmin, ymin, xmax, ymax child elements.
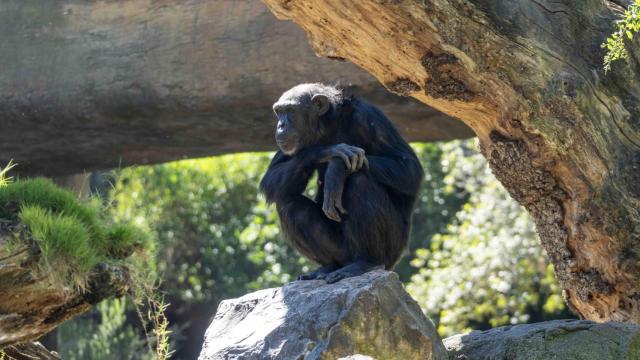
<box><xmin>260</xmin><ymin>83</ymin><xmax>423</xmax><ymax>283</ymax></box>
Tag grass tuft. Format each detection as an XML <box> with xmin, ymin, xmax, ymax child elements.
<box><xmin>0</xmin><ymin>178</ymin><xmax>147</xmax><ymax>289</ymax></box>
<box><xmin>19</xmin><ymin>205</ymin><xmax>99</xmax><ymax>288</ymax></box>
<box><xmin>0</xmin><ymin>160</ymin><xmax>16</xmax><ymax>188</ymax></box>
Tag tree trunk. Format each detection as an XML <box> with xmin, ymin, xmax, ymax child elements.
<box><xmin>260</xmin><ymin>0</ymin><xmax>640</xmax><ymax>322</ymax></box>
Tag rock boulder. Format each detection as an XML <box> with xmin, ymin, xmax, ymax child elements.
<box><xmin>444</xmin><ymin>319</ymin><xmax>640</xmax><ymax>360</ymax></box>
<box><xmin>199</xmin><ymin>270</ymin><xmax>446</xmax><ymax>360</ymax></box>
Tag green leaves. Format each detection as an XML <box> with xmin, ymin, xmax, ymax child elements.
<box><xmin>407</xmin><ymin>140</ymin><xmax>569</xmax><ymax>337</ymax></box>
<box><xmin>602</xmin><ymin>0</ymin><xmax>640</xmax><ymax>72</ymax></box>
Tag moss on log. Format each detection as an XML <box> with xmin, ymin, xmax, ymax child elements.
<box><xmin>0</xmin><ymin>178</ymin><xmax>145</xmax><ymax>347</ymax></box>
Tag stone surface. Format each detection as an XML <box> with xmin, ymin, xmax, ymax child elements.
<box><xmin>444</xmin><ymin>319</ymin><xmax>640</xmax><ymax>360</ymax></box>
<box><xmin>0</xmin><ymin>0</ymin><xmax>471</xmax><ymax>177</ymax></box>
<box><xmin>199</xmin><ymin>270</ymin><xmax>446</xmax><ymax>360</ymax></box>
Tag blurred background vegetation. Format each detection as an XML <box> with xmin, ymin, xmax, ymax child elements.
<box><xmin>48</xmin><ymin>139</ymin><xmax>573</xmax><ymax>360</ymax></box>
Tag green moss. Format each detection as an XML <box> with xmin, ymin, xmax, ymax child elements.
<box><xmin>106</xmin><ymin>224</ymin><xmax>148</xmax><ymax>259</ymax></box>
<box><xmin>0</xmin><ymin>178</ymin><xmax>147</xmax><ymax>289</ymax></box>
<box><xmin>20</xmin><ymin>205</ymin><xmax>99</xmax><ymax>287</ymax></box>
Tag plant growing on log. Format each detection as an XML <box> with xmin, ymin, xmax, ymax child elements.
<box><xmin>0</xmin><ymin>169</ymin><xmax>171</xmax><ymax>358</ymax></box>
<box><xmin>603</xmin><ymin>0</ymin><xmax>640</xmax><ymax>71</ymax></box>
<box><xmin>0</xmin><ymin>178</ymin><xmax>146</xmax><ymax>288</ymax></box>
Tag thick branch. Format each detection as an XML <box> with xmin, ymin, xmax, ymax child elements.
<box><xmin>0</xmin><ymin>0</ymin><xmax>472</xmax><ymax>177</ymax></box>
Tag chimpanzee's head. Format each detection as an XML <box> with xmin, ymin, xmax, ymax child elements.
<box><xmin>272</xmin><ymin>83</ymin><xmax>342</xmax><ymax>155</ymax></box>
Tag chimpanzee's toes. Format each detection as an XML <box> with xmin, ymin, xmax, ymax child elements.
<box><xmin>324</xmin><ymin>271</ymin><xmax>346</xmax><ymax>284</ymax></box>
<box><xmin>324</xmin><ymin>260</ymin><xmax>383</xmax><ymax>284</ymax></box>
<box><xmin>297</xmin><ymin>264</ymin><xmax>339</xmax><ymax>281</ymax></box>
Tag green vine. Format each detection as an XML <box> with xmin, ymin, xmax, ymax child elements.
<box><xmin>602</xmin><ymin>0</ymin><xmax>640</xmax><ymax>72</ymax></box>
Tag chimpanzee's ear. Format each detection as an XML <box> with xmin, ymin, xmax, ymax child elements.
<box><xmin>311</xmin><ymin>94</ymin><xmax>330</xmax><ymax>117</ymax></box>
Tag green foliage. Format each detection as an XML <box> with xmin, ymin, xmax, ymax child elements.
<box><xmin>396</xmin><ymin>143</ymin><xmax>467</xmax><ymax>279</ymax></box>
<box><xmin>59</xmin><ymin>298</ymin><xmax>151</xmax><ymax>360</ymax></box>
<box><xmin>407</xmin><ymin>141</ymin><xmax>570</xmax><ymax>337</ymax></box>
<box><xmin>0</xmin><ymin>178</ymin><xmax>148</xmax><ymax>288</ymax></box>
<box><xmin>96</xmin><ymin>144</ymin><xmax>568</xmax><ymax>356</ymax></box>
<box><xmin>110</xmin><ymin>153</ymin><xmax>309</xmax><ymax>306</ymax></box>
<box><xmin>602</xmin><ymin>0</ymin><xmax>640</xmax><ymax>72</ymax></box>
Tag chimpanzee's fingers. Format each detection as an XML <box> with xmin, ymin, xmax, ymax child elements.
<box><xmin>363</xmin><ymin>156</ymin><xmax>370</xmax><ymax>170</ymax></box>
<box><xmin>323</xmin><ymin>199</ymin><xmax>341</xmax><ymax>222</ymax></box>
<box><xmin>329</xmin><ymin>207</ymin><xmax>341</xmax><ymax>222</ymax></box>
<box><xmin>337</xmin><ymin>152</ymin><xmax>351</xmax><ymax>170</ymax></box>
<box><xmin>341</xmin><ymin>149</ymin><xmax>358</xmax><ymax>172</ymax></box>
<box><xmin>357</xmin><ymin>152</ymin><xmax>366</xmax><ymax>171</ymax></box>
<box><xmin>336</xmin><ymin>199</ymin><xmax>348</xmax><ymax>214</ymax></box>
<box><xmin>351</xmin><ymin>155</ymin><xmax>359</xmax><ymax>172</ymax></box>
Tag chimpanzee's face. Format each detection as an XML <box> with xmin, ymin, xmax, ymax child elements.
<box><xmin>272</xmin><ymin>86</ymin><xmax>330</xmax><ymax>155</ymax></box>
<box><xmin>272</xmin><ymin>94</ymin><xmax>312</xmax><ymax>155</ymax></box>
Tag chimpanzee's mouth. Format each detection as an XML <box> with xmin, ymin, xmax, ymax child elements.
<box><xmin>276</xmin><ymin>139</ymin><xmax>297</xmax><ymax>155</ymax></box>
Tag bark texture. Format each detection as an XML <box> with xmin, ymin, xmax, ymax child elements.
<box><xmin>0</xmin><ymin>0</ymin><xmax>471</xmax><ymax>177</ymax></box>
<box><xmin>260</xmin><ymin>0</ymin><xmax>640</xmax><ymax>322</ymax></box>
<box><xmin>2</xmin><ymin>342</ymin><xmax>61</xmax><ymax>360</ymax></box>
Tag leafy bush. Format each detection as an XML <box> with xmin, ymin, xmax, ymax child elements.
<box><xmin>60</xmin><ymin>142</ymin><xmax>570</xmax><ymax>357</ymax></box>
<box><xmin>407</xmin><ymin>141</ymin><xmax>571</xmax><ymax>337</ymax></box>
<box><xmin>58</xmin><ymin>298</ymin><xmax>151</xmax><ymax>360</ymax></box>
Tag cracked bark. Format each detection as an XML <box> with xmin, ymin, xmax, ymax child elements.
<box><xmin>260</xmin><ymin>0</ymin><xmax>640</xmax><ymax>322</ymax></box>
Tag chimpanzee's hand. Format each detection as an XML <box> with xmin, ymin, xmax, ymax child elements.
<box><xmin>322</xmin><ymin>159</ymin><xmax>349</xmax><ymax>222</ymax></box>
<box><xmin>325</xmin><ymin>143</ymin><xmax>369</xmax><ymax>173</ymax></box>
<box><xmin>323</xmin><ymin>187</ymin><xmax>347</xmax><ymax>222</ymax></box>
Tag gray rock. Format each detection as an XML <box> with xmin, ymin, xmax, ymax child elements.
<box><xmin>444</xmin><ymin>319</ymin><xmax>640</xmax><ymax>360</ymax></box>
<box><xmin>199</xmin><ymin>270</ymin><xmax>446</xmax><ymax>360</ymax></box>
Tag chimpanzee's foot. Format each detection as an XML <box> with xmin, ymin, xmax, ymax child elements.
<box><xmin>297</xmin><ymin>264</ymin><xmax>340</xmax><ymax>281</ymax></box>
<box><xmin>324</xmin><ymin>260</ymin><xmax>384</xmax><ymax>284</ymax></box>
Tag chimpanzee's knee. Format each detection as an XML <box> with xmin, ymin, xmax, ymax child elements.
<box><xmin>340</xmin><ymin>172</ymin><xmax>407</xmax><ymax>268</ymax></box>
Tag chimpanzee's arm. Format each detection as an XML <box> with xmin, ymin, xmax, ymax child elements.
<box><xmin>260</xmin><ymin>149</ymin><xmax>318</xmax><ymax>204</ymax></box>
<box><xmin>365</xmin><ymin>154</ymin><xmax>423</xmax><ymax>196</ymax></box>
<box><xmin>260</xmin><ymin>144</ymin><xmax>368</xmax><ymax>203</ymax></box>
<box><xmin>349</xmin><ymin>103</ymin><xmax>424</xmax><ymax>197</ymax></box>
<box><xmin>321</xmin><ymin>159</ymin><xmax>350</xmax><ymax>222</ymax></box>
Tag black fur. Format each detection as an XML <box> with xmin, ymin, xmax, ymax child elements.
<box><xmin>260</xmin><ymin>84</ymin><xmax>423</xmax><ymax>282</ymax></box>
